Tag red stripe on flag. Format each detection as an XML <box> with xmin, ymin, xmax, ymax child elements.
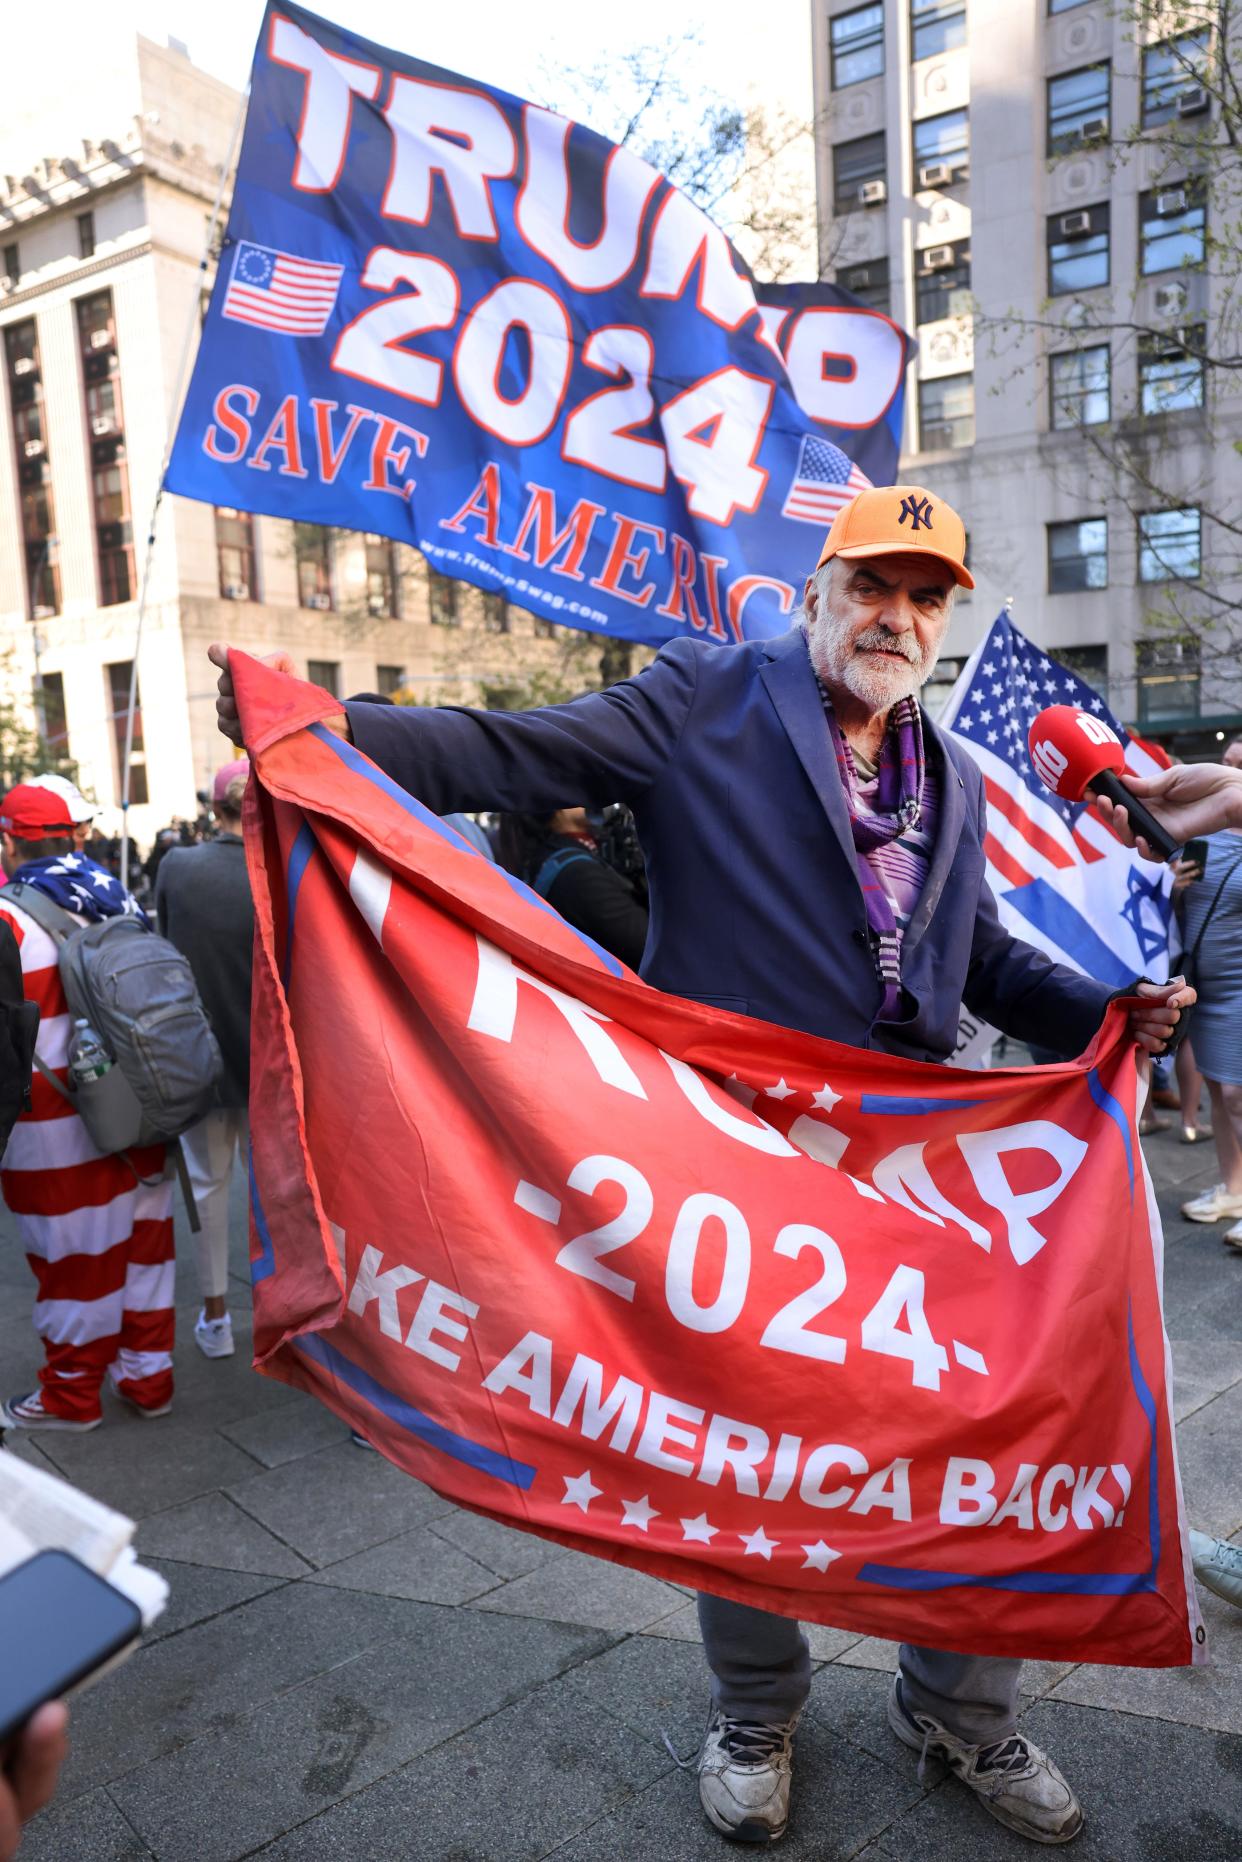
<box><xmin>983</xmin><ymin>779</ymin><xmax>1075</xmax><ymax>870</ymax></box>
<box><xmin>983</xmin><ymin>832</ymin><xmax>1034</xmax><ymax>890</ymax></box>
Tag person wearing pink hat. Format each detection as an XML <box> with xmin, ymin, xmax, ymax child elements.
<box><xmin>155</xmin><ymin>761</ymin><xmax>253</xmax><ymax>1358</ymax></box>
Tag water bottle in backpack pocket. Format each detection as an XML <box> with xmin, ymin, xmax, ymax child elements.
<box><xmin>67</xmin><ymin>1018</ymin><xmax>148</xmax><ymax>1155</ymax></box>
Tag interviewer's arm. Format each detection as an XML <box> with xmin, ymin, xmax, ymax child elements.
<box><xmin>1094</xmin><ymin>765</ymin><xmax>1242</xmax><ymax>855</ymax></box>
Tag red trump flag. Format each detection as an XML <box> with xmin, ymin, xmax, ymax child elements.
<box><xmin>235</xmin><ymin>652</ymin><xmax>1203</xmax><ymax>1668</ymax></box>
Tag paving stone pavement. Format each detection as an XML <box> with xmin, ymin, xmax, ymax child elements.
<box><xmin>3</xmin><ymin>1113</ymin><xmax>1240</xmax><ymax>1860</ymax></box>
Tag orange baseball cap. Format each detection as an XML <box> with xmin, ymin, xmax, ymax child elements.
<box><xmin>816</xmin><ymin>484</ymin><xmax>974</xmax><ymax>589</ymax></box>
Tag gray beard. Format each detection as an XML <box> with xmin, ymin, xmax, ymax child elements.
<box><xmin>805</xmin><ymin>616</ymin><xmax>927</xmax><ymax>714</ymax></box>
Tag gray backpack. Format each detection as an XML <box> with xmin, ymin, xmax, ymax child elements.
<box><xmin>6</xmin><ymin>883</ymin><xmax>223</xmax><ymax>1152</ymax></box>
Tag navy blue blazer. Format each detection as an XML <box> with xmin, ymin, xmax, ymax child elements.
<box><xmin>346</xmin><ymin>628</ymin><xmax>1113</xmax><ymax>1064</ymax></box>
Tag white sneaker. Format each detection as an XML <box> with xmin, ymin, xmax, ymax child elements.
<box><xmin>1190</xmin><ymin>1529</ymin><xmax>1242</xmax><ymax>1609</ymax></box>
<box><xmin>696</xmin><ymin>1705</ymin><xmax>798</xmax><ymax>1843</ymax></box>
<box><xmin>1181</xmin><ymin>1184</ymin><xmax>1242</xmax><ymax>1224</ymax></box>
<box><xmin>194</xmin><ymin>1310</ymin><xmax>235</xmax><ymax>1359</ymax></box>
<box><xmin>888</xmin><ymin>1677</ymin><xmax>1083</xmax><ymax>1845</ymax></box>
<box><xmin>1224</xmin><ymin>1218</ymin><xmax>1242</xmax><ymax>1252</ymax></box>
<box><xmin>1</xmin><ymin>1390</ymin><xmax>101</xmax><ymax>1433</ymax></box>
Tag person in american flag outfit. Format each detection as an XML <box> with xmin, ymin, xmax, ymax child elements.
<box><xmin>210</xmin><ymin>484</ymin><xmax>1191</xmax><ymax>1851</ymax></box>
<box><xmin>0</xmin><ymin>784</ymin><xmax>175</xmax><ymax>1433</ymax></box>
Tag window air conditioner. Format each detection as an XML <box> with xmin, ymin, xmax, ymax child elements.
<box><xmin>88</xmin><ymin>329</ymin><xmax>112</xmax><ymax>350</ymax></box>
<box><xmin>306</xmin><ymin>592</ymin><xmax>332</xmax><ymax>610</ymax></box>
<box><xmin>1176</xmin><ymin>86</ymin><xmax>1209</xmax><ymax>117</ymax></box>
<box><xmin>1155</xmin><ymin>189</ymin><xmax>1187</xmax><ymax>216</ymax></box>
<box><xmin>12</xmin><ymin>357</ymin><xmax>35</xmax><ymax>376</ymax></box>
<box><xmin>1154</xmin><ymin>281</ymin><xmax>1188</xmax><ymax>315</ymax></box>
<box><xmin>1080</xmin><ymin>117</ymin><xmax>1108</xmax><ymax>142</ymax></box>
<box><xmin>91</xmin><ymin>415</ymin><xmax>117</xmax><ymax>437</ymax></box>
<box><xmin>1060</xmin><ymin>210</ymin><xmax>1092</xmax><ymax>236</ymax></box>
<box><xmin>223</xmin><ymin>582</ymin><xmax>249</xmax><ymax>601</ymax></box>
<box><xmin>1157</xmin><ymin>342</ymin><xmax>1186</xmax><ymax>361</ymax></box>
<box><xmin>923</xmin><ymin>244</ymin><xmax>956</xmax><ymax>270</ymax></box>
<box><xmin>918</xmin><ymin>162</ymin><xmax>953</xmax><ymax>189</ymax></box>
<box><xmin>22</xmin><ymin>438</ymin><xmax>44</xmax><ymax>458</ymax></box>
<box><xmin>367</xmin><ymin>594</ymin><xmax>386</xmax><ymax>617</ymax></box>
<box><xmin>858</xmin><ymin>178</ymin><xmax>887</xmax><ymax>206</ymax></box>
<box><xmin>0</xmin><ymin>276</ymin><xmax>13</xmax><ymax>294</ymax></box>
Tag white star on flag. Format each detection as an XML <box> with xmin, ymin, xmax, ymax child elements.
<box><xmin>680</xmin><ymin>1514</ymin><xmax>719</xmax><ymax>1544</ymax></box>
<box><xmin>801</xmin><ymin>1541</ymin><xmax>841</xmax><ymax>1572</ymax></box>
<box><xmin>739</xmin><ymin>1526</ymin><xmax>779</xmax><ymax>1560</ymax></box>
<box><xmin>620</xmin><ymin>1495</ymin><xmax>658</xmax><ymax>1531</ymax></box>
<box><xmin>811</xmin><ymin>1083</ymin><xmax>841</xmax><ymax>1113</ymax></box>
<box><xmin>764</xmin><ymin>1078</ymin><xmax>795</xmax><ymax>1100</ymax></box>
<box><xmin>561</xmin><ymin>1470</ymin><xmax>602</xmax><ymax>1512</ymax></box>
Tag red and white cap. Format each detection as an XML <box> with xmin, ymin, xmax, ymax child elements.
<box><xmin>0</xmin><ymin>782</ymin><xmax>78</xmax><ymax>839</ymax></box>
<box><xmin>26</xmin><ymin>773</ymin><xmax>95</xmax><ymax>824</ymax></box>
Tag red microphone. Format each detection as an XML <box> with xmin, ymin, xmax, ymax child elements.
<box><xmin>1027</xmin><ymin>705</ymin><xmax>1181</xmax><ymax>862</ymax></box>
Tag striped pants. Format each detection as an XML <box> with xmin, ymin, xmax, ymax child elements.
<box><xmin>2</xmin><ymin>1139</ymin><xmax>175</xmax><ymax>1423</ymax></box>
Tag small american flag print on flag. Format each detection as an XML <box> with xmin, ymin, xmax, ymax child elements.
<box><xmin>781</xmin><ymin>435</ymin><xmax>870</xmax><ymax>525</ymax></box>
<box><xmin>222</xmin><ymin>241</ymin><xmax>344</xmax><ymax>336</ymax></box>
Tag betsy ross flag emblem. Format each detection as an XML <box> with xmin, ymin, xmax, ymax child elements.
<box><xmin>781</xmin><ymin>435</ymin><xmax>871</xmax><ymax>525</ymax></box>
<box><xmin>222</xmin><ymin>241</ymin><xmax>344</xmax><ymax>336</ymax></box>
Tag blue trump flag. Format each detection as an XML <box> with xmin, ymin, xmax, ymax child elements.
<box><xmin>166</xmin><ymin>1</ymin><xmax>916</xmax><ymax>648</ymax></box>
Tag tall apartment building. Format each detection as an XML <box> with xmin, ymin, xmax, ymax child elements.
<box><xmin>810</xmin><ymin>0</ymin><xmax>1241</xmax><ymax>750</ymax></box>
<box><xmin>0</xmin><ymin>34</ymin><xmax>565</xmax><ymax>841</ymax></box>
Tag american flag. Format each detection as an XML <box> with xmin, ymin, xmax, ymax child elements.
<box><xmin>940</xmin><ymin>612</ymin><xmax>1172</xmax><ymax>988</ymax></box>
<box><xmin>781</xmin><ymin>435</ymin><xmax>870</xmax><ymax>525</ymax></box>
<box><xmin>222</xmin><ymin>241</ymin><xmax>344</xmax><ymax>336</ymax></box>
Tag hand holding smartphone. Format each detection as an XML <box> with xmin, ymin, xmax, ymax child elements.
<box><xmin>0</xmin><ymin>1550</ymin><xmax>141</xmax><ymax>1756</ymax></box>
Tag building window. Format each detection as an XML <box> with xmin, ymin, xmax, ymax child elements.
<box><xmin>4</xmin><ymin>320</ymin><xmax>61</xmax><ymax>619</ymax></box>
<box><xmin>1142</xmin><ymin>31</ymin><xmax>1212</xmax><ymax>127</ymax></box>
<box><xmin>911</xmin><ymin>0</ymin><xmax>966</xmax><ymax>63</ymax></box>
<box><xmin>376</xmin><ymin>664</ymin><xmax>405</xmax><ymax>697</ymax></box>
<box><xmin>307</xmin><ymin>660</ymin><xmax>340</xmax><ymax>697</ymax></box>
<box><xmin>482</xmin><ymin>591</ymin><xmax>511</xmax><ymax>633</ymax></box>
<box><xmin>364</xmin><ymin>533</ymin><xmax>398</xmax><ymax>617</ymax></box>
<box><xmin>918</xmin><ymin>372</ymin><xmax>974</xmax><ymax>450</ymax></box>
<box><xmin>1139</xmin><ymin>508</ymin><xmax>1201</xmax><ymax>583</ymax></box>
<box><xmin>75</xmin><ymin>290</ymin><xmax>133</xmax><ymax>606</ymax></box>
<box><xmin>106</xmin><ymin>660</ymin><xmax>148</xmax><ymax>805</ymax></box>
<box><xmin>1139</xmin><ymin>182</ymin><xmax>1206</xmax><ymax>275</ymax></box>
<box><xmin>832</xmin><ymin>132</ymin><xmax>887</xmax><ymax>213</ymax></box>
<box><xmin>837</xmin><ymin>257</ymin><xmax>890</xmax><ymax>313</ymax></box>
<box><xmin>913</xmin><ymin>109</ymin><xmax>969</xmax><ymax>187</ymax></box>
<box><xmin>915</xmin><ymin>240</ymin><xmax>970</xmax><ymax>325</ymax></box>
<box><xmin>216</xmin><ymin>507</ymin><xmax>256</xmax><ymax>599</ymax></box>
<box><xmin>831</xmin><ymin>4</ymin><xmax>883</xmax><ymax>88</ymax></box>
<box><xmin>1048</xmin><ymin>518</ymin><xmax>1108</xmax><ymax>592</ymax></box>
<box><xmin>1137</xmin><ymin>638</ymin><xmax>1200</xmax><ymax>724</ymax></box>
<box><xmin>294</xmin><ymin>525</ymin><xmax>334</xmax><ymax>609</ymax></box>
<box><xmin>1049</xmin><ymin>0</ymin><xmax>1091</xmax><ymax>11</ymax></box>
<box><xmin>1047</xmin><ymin>204</ymin><xmax>1109</xmax><ymax>295</ymax></box>
<box><xmin>2</xmin><ymin>242</ymin><xmax>18</xmax><ymax>282</ymax></box>
<box><xmin>36</xmin><ymin>672</ymin><xmax>70</xmax><ymax>758</ymax></box>
<box><xmin>1049</xmin><ymin>346</ymin><xmax>1110</xmax><ymax>428</ymax></box>
<box><xmin>428</xmin><ymin>567</ymin><xmax>459</xmax><ymax>626</ymax></box>
<box><xmin>1139</xmin><ymin>328</ymin><xmax>1205</xmax><ymax>416</ymax></box>
<box><xmin>1054</xmin><ymin>644</ymin><xmax>1109</xmax><ymax>703</ymax></box>
<box><xmin>77</xmin><ymin>211</ymin><xmax>95</xmax><ymax>259</ymax></box>
<box><xmin>1047</xmin><ymin>64</ymin><xmax>1110</xmax><ymax>154</ymax></box>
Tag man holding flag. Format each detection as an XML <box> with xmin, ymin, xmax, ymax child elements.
<box><xmin>211</xmin><ymin>482</ymin><xmax>1191</xmax><ymax>1848</ymax></box>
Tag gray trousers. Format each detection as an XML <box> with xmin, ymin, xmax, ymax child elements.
<box><xmin>697</xmin><ymin>1593</ymin><xmax>1021</xmax><ymax>1744</ymax></box>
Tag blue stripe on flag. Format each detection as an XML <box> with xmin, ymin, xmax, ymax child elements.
<box><xmin>292</xmin><ymin>1331</ymin><xmax>537</xmax><ymax>1489</ymax></box>
<box><xmin>306</xmin><ymin>722</ymin><xmax>625</xmax><ymax>977</ymax></box>
<box><xmin>283</xmin><ymin>822</ymin><xmax>317</xmax><ymax>983</ymax></box>
<box><xmin>1087</xmin><ymin>1067</ymin><xmax>1135</xmax><ymax>1198</ymax></box>
<box><xmin>249</xmin><ymin>1152</ymin><xmax>276</xmax><ymax>1284</ymax></box>
<box><xmin>861</xmin><ymin>1095</ymin><xmax>986</xmax><ymax>1115</ymax></box>
<box><xmin>856</xmin><ymin>1564</ymin><xmax>1151</xmax><ymax>1596</ymax></box>
<box><xmin>999</xmin><ymin>878</ymin><xmax>1137</xmax><ymax>988</ymax></box>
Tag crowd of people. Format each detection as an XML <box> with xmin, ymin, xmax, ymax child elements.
<box><xmin>1</xmin><ymin>484</ymin><xmax>1241</xmax><ymax>1850</ymax></box>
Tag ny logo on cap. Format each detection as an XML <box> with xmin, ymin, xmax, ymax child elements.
<box><xmin>898</xmin><ymin>494</ymin><xmax>934</xmax><ymax>532</ymax></box>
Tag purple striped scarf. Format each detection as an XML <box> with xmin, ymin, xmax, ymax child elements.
<box><xmin>813</xmin><ymin>676</ymin><xmax>926</xmax><ymax>1019</ymax></box>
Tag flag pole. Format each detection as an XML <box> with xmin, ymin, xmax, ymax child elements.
<box><xmin>119</xmin><ymin>81</ymin><xmax>249</xmax><ymax>893</ymax></box>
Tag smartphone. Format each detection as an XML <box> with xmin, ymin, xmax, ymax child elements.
<box><xmin>0</xmin><ymin>1550</ymin><xmax>142</xmax><ymax>1749</ymax></box>
<box><xmin>1183</xmin><ymin>839</ymin><xmax>1208</xmax><ymax>881</ymax></box>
